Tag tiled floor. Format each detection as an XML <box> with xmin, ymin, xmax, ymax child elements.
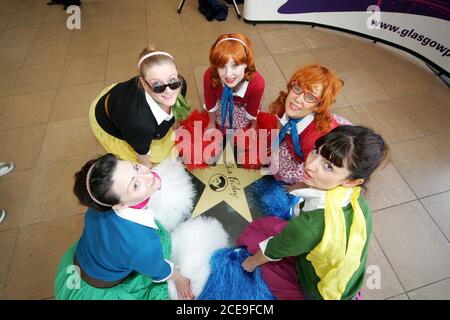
<box><xmin>0</xmin><ymin>0</ymin><xmax>449</xmax><ymax>300</ymax></box>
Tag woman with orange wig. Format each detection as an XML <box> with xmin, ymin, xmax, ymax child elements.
<box><xmin>176</xmin><ymin>33</ymin><xmax>266</xmax><ymax>169</ymax></box>
<box><xmin>270</xmin><ymin>64</ymin><xmax>344</xmax><ymax>184</ymax></box>
<box><xmin>204</xmin><ymin>33</ymin><xmax>265</xmax><ymax>130</ymax></box>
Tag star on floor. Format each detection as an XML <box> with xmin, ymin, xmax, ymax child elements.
<box><xmin>190</xmin><ymin>141</ymin><xmax>264</xmax><ymax>222</ymax></box>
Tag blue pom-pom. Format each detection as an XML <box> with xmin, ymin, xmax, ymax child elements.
<box><xmin>198</xmin><ymin>248</ymin><xmax>275</xmax><ymax>300</ymax></box>
<box><xmin>249</xmin><ymin>177</ymin><xmax>292</xmax><ymax>220</ymax></box>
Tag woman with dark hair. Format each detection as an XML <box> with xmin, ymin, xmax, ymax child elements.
<box><xmin>240</xmin><ymin>125</ymin><xmax>389</xmax><ymax>300</ymax></box>
<box><xmin>54</xmin><ymin>154</ymin><xmax>195</xmax><ymax>300</ymax></box>
<box><xmin>89</xmin><ymin>46</ymin><xmax>190</xmax><ymax>168</ymax></box>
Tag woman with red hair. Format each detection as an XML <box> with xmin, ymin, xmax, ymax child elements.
<box><xmin>176</xmin><ymin>33</ymin><xmax>267</xmax><ymax>169</ymax></box>
<box><xmin>269</xmin><ymin>64</ymin><xmax>344</xmax><ymax>184</ymax></box>
<box><xmin>204</xmin><ymin>33</ymin><xmax>265</xmax><ymax>130</ymax></box>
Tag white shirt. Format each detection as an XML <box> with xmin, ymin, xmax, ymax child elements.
<box><xmin>145</xmin><ymin>91</ymin><xmax>174</xmax><ymax>125</ymax></box>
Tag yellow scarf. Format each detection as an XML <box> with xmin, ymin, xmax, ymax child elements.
<box><xmin>306</xmin><ymin>186</ymin><xmax>366</xmax><ymax>300</ymax></box>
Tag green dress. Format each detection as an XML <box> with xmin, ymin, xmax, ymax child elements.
<box><xmin>54</xmin><ymin>220</ymin><xmax>171</xmax><ymax>300</ymax></box>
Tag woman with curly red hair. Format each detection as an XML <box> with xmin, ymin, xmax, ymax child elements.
<box><xmin>269</xmin><ymin>64</ymin><xmax>344</xmax><ymax>184</ymax></box>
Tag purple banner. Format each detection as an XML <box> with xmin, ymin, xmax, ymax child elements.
<box><xmin>278</xmin><ymin>0</ymin><xmax>450</xmax><ymax>21</ymax></box>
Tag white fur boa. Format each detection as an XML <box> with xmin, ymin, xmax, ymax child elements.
<box><xmin>150</xmin><ymin>158</ymin><xmax>196</xmax><ymax>232</ymax></box>
<box><xmin>168</xmin><ymin>216</ymin><xmax>230</xmax><ymax>299</ymax></box>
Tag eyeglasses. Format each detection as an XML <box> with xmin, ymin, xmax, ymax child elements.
<box><xmin>291</xmin><ymin>84</ymin><xmax>320</xmax><ymax>104</ymax></box>
<box><xmin>148</xmin><ymin>78</ymin><xmax>182</xmax><ymax>94</ymax></box>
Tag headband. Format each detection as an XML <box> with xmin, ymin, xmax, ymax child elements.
<box><xmin>216</xmin><ymin>37</ymin><xmax>248</xmax><ymax>51</ymax></box>
<box><xmin>86</xmin><ymin>162</ymin><xmax>112</xmax><ymax>207</ymax></box>
<box><xmin>137</xmin><ymin>51</ymin><xmax>174</xmax><ymax>70</ymax></box>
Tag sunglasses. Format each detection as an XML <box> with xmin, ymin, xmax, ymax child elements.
<box><xmin>148</xmin><ymin>78</ymin><xmax>182</xmax><ymax>94</ymax></box>
<box><xmin>291</xmin><ymin>84</ymin><xmax>321</xmax><ymax>104</ymax></box>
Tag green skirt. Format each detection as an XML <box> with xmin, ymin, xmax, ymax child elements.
<box><xmin>54</xmin><ymin>221</ymin><xmax>171</xmax><ymax>300</ymax></box>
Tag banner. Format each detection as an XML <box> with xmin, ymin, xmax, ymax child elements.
<box><xmin>243</xmin><ymin>0</ymin><xmax>450</xmax><ymax>75</ymax></box>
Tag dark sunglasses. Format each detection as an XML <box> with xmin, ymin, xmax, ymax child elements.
<box><xmin>148</xmin><ymin>79</ymin><xmax>182</xmax><ymax>94</ymax></box>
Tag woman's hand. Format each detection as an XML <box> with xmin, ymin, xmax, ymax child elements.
<box><xmin>137</xmin><ymin>153</ymin><xmax>152</xmax><ymax>169</ymax></box>
<box><xmin>242</xmin><ymin>255</ymin><xmax>257</xmax><ymax>273</ymax></box>
<box><xmin>173</xmin><ymin>271</ymin><xmax>194</xmax><ymax>300</ymax></box>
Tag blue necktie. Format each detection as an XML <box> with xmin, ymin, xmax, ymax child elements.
<box><xmin>279</xmin><ymin>117</ymin><xmax>304</xmax><ymax>159</ymax></box>
<box><xmin>221</xmin><ymin>86</ymin><xmax>234</xmax><ymax>129</ymax></box>
<box><xmin>288</xmin><ymin>194</ymin><xmax>302</xmax><ymax>217</ymax></box>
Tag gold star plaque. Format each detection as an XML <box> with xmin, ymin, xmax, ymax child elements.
<box><xmin>190</xmin><ymin>141</ymin><xmax>263</xmax><ymax>222</ymax></box>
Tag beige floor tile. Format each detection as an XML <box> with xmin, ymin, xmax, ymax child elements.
<box><xmin>81</xmin><ymin>0</ymin><xmax>114</xmax><ymax>19</ymax></box>
<box><xmin>182</xmin><ymin>21</ymin><xmax>222</xmax><ymax>45</ymax></box>
<box><xmin>12</xmin><ymin>62</ymin><xmax>64</xmax><ymax>95</ymax></box>
<box><xmin>158</xmin><ymin>43</ymin><xmax>191</xmax><ymax>69</ymax></box>
<box><xmin>333</xmin><ymin>107</ymin><xmax>362</xmax><ymax>125</ymax></box>
<box><xmin>0</xmin><ymin>169</ymin><xmax>35</xmax><ymax>231</ymax></box>
<box><xmin>0</xmin><ymin>45</ymin><xmax>29</xmax><ymax>69</ymax></box>
<box><xmin>352</xmin><ymin>100</ymin><xmax>424</xmax><ymax>143</ymax></box>
<box><xmin>0</xmin><ymin>68</ymin><xmax>18</xmax><ymax>96</ymax></box>
<box><xmin>0</xmin><ymin>96</ymin><xmax>6</xmax><ymax>113</ymax></box>
<box><xmin>249</xmin><ymin>32</ymin><xmax>272</xmax><ymax>58</ymax></box>
<box><xmin>106</xmin><ymin>50</ymin><xmax>140</xmax><ymax>80</ymax></box>
<box><xmin>255</xmin><ymin>55</ymin><xmax>285</xmax><ymax>85</ymax></box>
<box><xmin>188</xmin><ymin>40</ymin><xmax>211</xmax><ymax>67</ymax></box>
<box><xmin>24</xmin><ymin>38</ymin><xmax>70</xmax><ymax>66</ymax></box>
<box><xmin>361</xmin><ymin>236</ymin><xmax>405</xmax><ymax>300</ymax></box>
<box><xmin>261</xmin><ymin>81</ymin><xmax>286</xmax><ymax>113</ymax></box>
<box><xmin>255</xmin><ymin>23</ymin><xmax>292</xmax><ymax>33</ymax></box>
<box><xmin>365</xmin><ymin>162</ymin><xmax>416</xmax><ymax>212</ymax></box>
<box><xmin>111</xmin><ymin>13</ymin><xmax>146</xmax><ymax>33</ymax></box>
<box><xmin>60</xmin><ymin>56</ymin><xmax>106</xmax><ymax>87</ymax></box>
<box><xmin>148</xmin><ymin>21</ymin><xmax>186</xmax><ymax>47</ymax></box>
<box><xmin>218</xmin><ymin>15</ymin><xmax>259</xmax><ymax>36</ymax></box>
<box><xmin>0</xmin><ymin>25</ymin><xmax>39</xmax><ymax>48</ymax></box>
<box><xmin>420</xmin><ymin>191</ymin><xmax>450</xmax><ymax>241</ymax></box>
<box><xmin>109</xmin><ymin>29</ymin><xmax>147</xmax><ymax>55</ymax></box>
<box><xmin>0</xmin><ymin>13</ymin><xmax>11</xmax><ymax>30</ymax></box>
<box><xmin>44</xmin><ymin>5</ymin><xmax>70</xmax><ymax>23</ymax></box>
<box><xmin>178</xmin><ymin>66</ymin><xmax>198</xmax><ymax>100</ymax></box>
<box><xmin>394</xmin><ymin>93</ymin><xmax>450</xmax><ymax>137</ymax></box>
<box><xmin>0</xmin><ymin>229</ymin><xmax>19</xmax><ymax>295</ymax></box>
<box><xmin>0</xmin><ymin>90</ymin><xmax>56</xmax><ymax>130</ymax></box>
<box><xmin>16</xmin><ymin>0</ymin><xmax>48</xmax><ymax>15</ymax></box>
<box><xmin>0</xmin><ymin>124</ymin><xmax>46</xmax><ymax>171</ymax></box>
<box><xmin>72</xmin><ymin>17</ymin><xmax>111</xmax><ymax>39</ymax></box>
<box><xmin>390</xmin><ymin>138</ymin><xmax>450</xmax><ymax>198</ymax></box>
<box><xmin>0</xmin><ymin>0</ymin><xmax>19</xmax><ymax>14</ymax></box>
<box><xmin>311</xmin><ymin>47</ymin><xmax>363</xmax><ymax>73</ymax></box>
<box><xmin>147</xmin><ymin>6</ymin><xmax>181</xmax><ymax>28</ymax></box>
<box><xmin>6</xmin><ymin>10</ymin><xmax>46</xmax><ymax>29</ymax></box>
<box><xmin>387</xmin><ymin>294</ymin><xmax>409</xmax><ymax>300</ymax></box>
<box><xmin>301</xmin><ymin>27</ymin><xmax>348</xmax><ymax>50</ymax></box>
<box><xmin>192</xmin><ymin>64</ymin><xmax>208</xmax><ymax>102</ymax></box>
<box><xmin>260</xmin><ymin>28</ymin><xmax>308</xmax><ymax>55</ymax></box>
<box><xmin>428</xmin><ymin>133</ymin><xmax>450</xmax><ymax>163</ymax></box>
<box><xmin>408</xmin><ymin>278</ymin><xmax>450</xmax><ymax>300</ymax></box>
<box><xmin>332</xmin><ymin>94</ymin><xmax>351</xmax><ymax>110</ymax></box>
<box><xmin>112</xmin><ymin>0</ymin><xmax>146</xmax><ymax>16</ymax></box>
<box><xmin>339</xmin><ymin>68</ymin><xmax>390</xmax><ymax>106</ymax></box>
<box><xmin>347</xmin><ymin>42</ymin><xmax>405</xmax><ymax>69</ymax></box>
<box><xmin>186</xmin><ymin>95</ymin><xmax>201</xmax><ymax>111</ymax></box>
<box><xmin>178</xmin><ymin>4</ymin><xmax>209</xmax><ymax>25</ymax></box>
<box><xmin>38</xmin><ymin>117</ymin><xmax>98</xmax><ymax>166</ymax></box>
<box><xmin>273</xmin><ymin>52</ymin><xmax>317</xmax><ymax>81</ymax></box>
<box><xmin>66</xmin><ymin>33</ymin><xmax>109</xmax><ymax>60</ymax></box>
<box><xmin>50</xmin><ymin>81</ymin><xmax>104</xmax><ymax>122</ymax></box>
<box><xmin>35</xmin><ymin>22</ymin><xmax>73</xmax><ymax>42</ymax></box>
<box><xmin>2</xmin><ymin>214</ymin><xmax>84</xmax><ymax>299</ymax></box>
<box><xmin>22</xmin><ymin>158</ymin><xmax>91</xmax><ymax>227</ymax></box>
<box><xmin>373</xmin><ymin>201</ymin><xmax>450</xmax><ymax>291</ymax></box>
<box><xmin>367</xmin><ymin>64</ymin><xmax>427</xmax><ymax>98</ymax></box>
